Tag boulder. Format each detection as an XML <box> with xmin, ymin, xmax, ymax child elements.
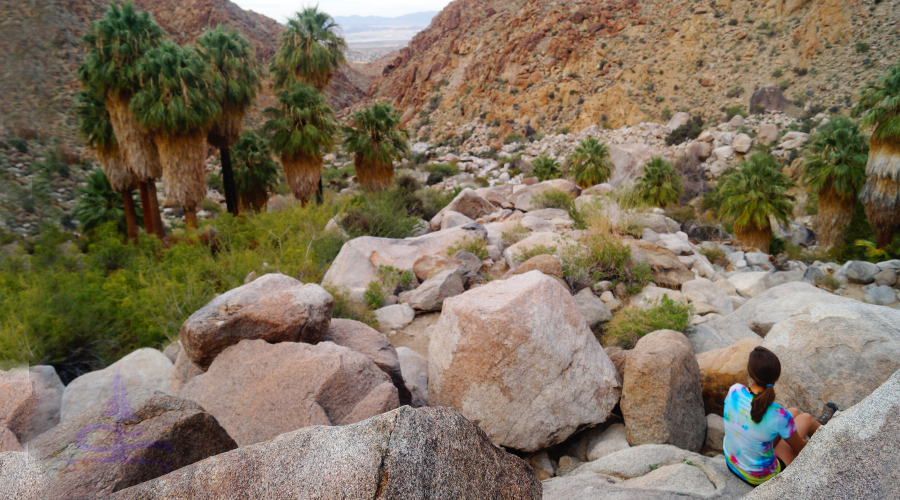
<box><xmin>543</xmin><ymin>444</ymin><xmax>753</xmax><ymax>499</ymax></box>
<box><xmin>621</xmin><ymin>330</ymin><xmax>706</xmax><ymax>452</ymax></box>
<box><xmin>604</xmin><ymin>346</ymin><xmax>627</xmax><ymax>384</ymax></box>
<box><xmin>656</xmin><ymin>233</ymin><xmax>692</xmax><ymax>255</ymax></box>
<box><xmin>520</xmin><ymin>214</ymin><xmax>554</xmax><ymax>232</ymax></box>
<box><xmin>450</xmin><ymin>250</ymin><xmax>483</xmax><ymax>277</ymax></box>
<box><xmin>747</xmin><ymin>369</ymin><xmax>900</xmax><ymax>499</ymax></box>
<box><xmin>705</xmin><ymin>414</ymin><xmax>725</xmax><ymax>453</ymax></box>
<box><xmin>779</xmin><ymin>131</ymin><xmax>808</xmax><ymax>150</ymax></box>
<box><xmin>512</xmin><ymin>253</ymin><xmax>563</xmax><ymax>278</ymax></box>
<box><xmin>712</xmin><ymin>145</ymin><xmax>733</xmax><ymax>161</ymax></box>
<box><xmin>757</xmin><ymin>123</ymin><xmax>778</xmax><ymax>144</ymax></box>
<box><xmin>687</xmin><ymin>140</ymin><xmax>712</xmax><ymax>161</ymax></box>
<box><xmin>874</xmin><ymin>269</ymin><xmax>898</xmax><ymax>287</ymax></box>
<box><xmin>429</xmin><ymin>271</ymin><xmax>620</xmax><ymax>452</ymax></box>
<box><xmin>572</xmin><ymin>288</ymin><xmax>613</xmax><ymax>329</ymax></box>
<box><xmin>750</xmin><ymin>85</ymin><xmax>792</xmax><ymax>113</ymax></box>
<box><xmin>627</xmin><ymin>241</ymin><xmax>695</xmax><ymax>288</ymax></box>
<box><xmin>439</xmin><ymin>210</ymin><xmax>475</xmax><ymax>230</ymax></box>
<box><xmin>322</xmin><ymin>223</ymin><xmax>487</xmax><ymax>297</ymax></box>
<box><xmin>109</xmin><ymin>406</ymin><xmax>542</xmax><ymax>500</ymax></box>
<box><xmin>0</xmin><ymin>365</ymin><xmax>64</xmax><ymax>444</ymax></box>
<box><xmin>586</xmin><ymin>423</ymin><xmax>630</xmax><ymax>461</ymax></box>
<box><xmin>0</xmin><ymin>427</ymin><xmax>20</xmax><ymax>452</ymax></box>
<box><xmin>631</xmin><ymin>286</ymin><xmax>686</xmax><ymax>310</ymax></box>
<box><xmin>771</xmin><ymin>218</ymin><xmax>817</xmax><ymax>246</ymax></box>
<box><xmin>609</xmin><ymin>143</ymin><xmax>657</xmax><ymax>186</ymax></box>
<box><xmin>687</xmin><ymin>320</ymin><xmax>761</xmax><ymax>355</ymax></box>
<box><xmin>412</xmin><ymin>254</ymin><xmax>452</xmax><ymax>281</ymax></box>
<box><xmin>866</xmin><ymin>285</ymin><xmax>897</xmax><ymax>305</ymax></box>
<box><xmin>732</xmin><ymin>133</ymin><xmax>752</xmax><ymax>153</ymax></box>
<box><xmin>375</xmin><ymin>303</ymin><xmax>416</xmax><ymax>332</ymax></box>
<box><xmin>511</xmin><ymin>179</ymin><xmax>581</xmax><ymax>212</ymax></box>
<box><xmin>61</xmin><ymin>348</ymin><xmax>173</xmax><ymax>422</ymax></box>
<box><xmin>667</xmin><ymin>112</ymin><xmax>691</xmax><ymax>132</ymax></box>
<box><xmin>0</xmin><ymin>451</ymin><xmax>49</xmax><ymax>500</ymax></box>
<box><xmin>180</xmin><ymin>274</ymin><xmax>333</xmax><ymax>369</ymax></box>
<box><xmin>503</xmin><ymin>231</ymin><xmax>561</xmax><ymax>268</ymax></box>
<box><xmin>401</xmin><ymin>269</ymin><xmax>464</xmax><ymax>312</ymax></box>
<box><xmin>697</xmin><ymin>337</ymin><xmax>763</xmax><ymax>415</ymax></box>
<box><xmin>162</xmin><ymin>342</ymin><xmax>180</xmax><ymax>363</ymax></box>
<box><xmin>718</xmin><ymin>282</ymin><xmax>842</xmax><ymax>336</ymax></box>
<box><xmin>324</xmin><ymin>319</ymin><xmax>411</xmax><ymax>406</ymax></box>
<box><xmin>171</xmin><ymin>348</ymin><xmax>204</xmax><ymax>394</ymax></box>
<box><xmin>396</xmin><ymin>347</ymin><xmax>428</xmax><ymax>407</ymax></box>
<box><xmin>430</xmin><ymin>188</ymin><xmax>497</xmax><ymax>231</ymax></box>
<box><xmin>727</xmin><ymin>271</ymin><xmax>771</xmax><ymax>298</ymax></box>
<box><xmin>728</xmin><ymin>114</ymin><xmax>745</xmax><ymax>128</ymax></box>
<box><xmin>179</xmin><ymin>339</ymin><xmax>399</xmax><ymax>446</ymax></box>
<box><xmin>29</xmin><ymin>389</ymin><xmax>236</xmax><ymax>499</ymax></box>
<box><xmin>682</xmin><ymin>277</ymin><xmax>734</xmax><ymax>316</ymax></box>
<box><xmin>762</xmin><ymin>301</ymin><xmax>900</xmax><ymax>412</ymax></box>
<box><xmin>845</xmin><ymin>260</ymin><xmax>881</xmax><ymax>284</ymax></box>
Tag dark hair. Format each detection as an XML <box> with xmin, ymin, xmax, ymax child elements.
<box><xmin>747</xmin><ymin>346</ymin><xmax>781</xmax><ymax>424</ymax></box>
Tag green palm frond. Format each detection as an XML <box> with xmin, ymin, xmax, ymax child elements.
<box><xmin>130</xmin><ymin>42</ymin><xmax>224</xmax><ymax>134</ymax></box>
<box><xmin>568</xmin><ymin>137</ymin><xmax>613</xmax><ymax>187</ymax></box>
<box><xmin>858</xmin><ymin>58</ymin><xmax>900</xmax><ymax>142</ymax></box>
<box><xmin>74</xmin><ymin>169</ymin><xmax>143</xmax><ymax>234</ymax></box>
<box><xmin>342</xmin><ymin>103</ymin><xmax>410</xmax><ymax>165</ymax></box>
<box><xmin>719</xmin><ymin>153</ymin><xmax>796</xmax><ymax>230</ymax></box>
<box><xmin>231</xmin><ymin>131</ymin><xmax>280</xmax><ymax>196</ymax></box>
<box><xmin>79</xmin><ymin>2</ymin><xmax>165</xmax><ymax>95</ymax></box>
<box><xmin>75</xmin><ymin>89</ymin><xmax>116</xmax><ymax>151</ymax></box>
<box><xmin>262</xmin><ymin>83</ymin><xmax>337</xmax><ymax>158</ymax></box>
<box><xmin>196</xmin><ymin>25</ymin><xmax>261</xmax><ymax>110</ymax></box>
<box><xmin>531</xmin><ymin>156</ymin><xmax>561</xmax><ymax>182</ymax></box>
<box><xmin>271</xmin><ymin>6</ymin><xmax>347</xmax><ymax>91</ymax></box>
<box><xmin>635</xmin><ymin>157</ymin><xmax>684</xmax><ymax>208</ymax></box>
<box><xmin>801</xmin><ymin>116</ymin><xmax>868</xmax><ymax>198</ymax></box>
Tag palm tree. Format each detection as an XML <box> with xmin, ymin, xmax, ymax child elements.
<box><xmin>800</xmin><ymin>116</ymin><xmax>869</xmax><ymax>250</ymax></box>
<box><xmin>635</xmin><ymin>157</ymin><xmax>684</xmax><ymax>208</ymax></box>
<box><xmin>79</xmin><ymin>2</ymin><xmax>166</xmax><ymax>239</ymax></box>
<box><xmin>568</xmin><ymin>138</ymin><xmax>614</xmax><ymax>188</ymax></box>
<box><xmin>131</xmin><ymin>42</ymin><xmax>223</xmax><ymax>230</ymax></box>
<box><xmin>858</xmin><ymin>59</ymin><xmax>900</xmax><ymax>248</ymax></box>
<box><xmin>231</xmin><ymin>131</ymin><xmax>280</xmax><ymax>213</ymax></box>
<box><xmin>196</xmin><ymin>25</ymin><xmax>262</xmax><ymax>216</ymax></box>
<box><xmin>75</xmin><ymin>89</ymin><xmax>141</xmax><ymax>242</ymax></box>
<box><xmin>74</xmin><ymin>169</ymin><xmax>143</xmax><ymax>236</ymax></box>
<box><xmin>719</xmin><ymin>153</ymin><xmax>795</xmax><ymax>252</ymax></box>
<box><xmin>342</xmin><ymin>103</ymin><xmax>410</xmax><ymax>191</ymax></box>
<box><xmin>271</xmin><ymin>6</ymin><xmax>346</xmax><ymax>91</ymax></box>
<box><xmin>532</xmin><ymin>156</ymin><xmax>561</xmax><ymax>182</ymax></box>
<box><xmin>262</xmin><ymin>83</ymin><xmax>337</xmax><ymax>204</ymax></box>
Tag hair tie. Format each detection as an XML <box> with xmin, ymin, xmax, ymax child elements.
<box><xmin>766</xmin><ymin>384</ymin><xmax>773</xmax><ymax>387</ymax></box>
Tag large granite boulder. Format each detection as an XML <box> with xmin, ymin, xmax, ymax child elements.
<box><xmin>609</xmin><ymin>143</ymin><xmax>657</xmax><ymax>187</ymax></box>
<box><xmin>109</xmin><ymin>406</ymin><xmax>542</xmax><ymax>499</ymax></box>
<box><xmin>29</xmin><ymin>389</ymin><xmax>236</xmax><ymax>499</ymax></box>
<box><xmin>180</xmin><ymin>273</ymin><xmax>333</xmax><ymax>369</ymax></box>
<box><xmin>324</xmin><ymin>319</ymin><xmax>411</xmax><ymax>406</ymax></box>
<box><xmin>762</xmin><ymin>301</ymin><xmax>900</xmax><ymax>413</ymax></box>
<box><xmin>750</xmin><ymin>85</ymin><xmax>792</xmax><ymax>112</ymax></box>
<box><xmin>180</xmin><ymin>339</ymin><xmax>399</xmax><ymax>446</ymax></box>
<box><xmin>543</xmin><ymin>444</ymin><xmax>753</xmax><ymax>499</ymax></box>
<box><xmin>429</xmin><ymin>271</ymin><xmax>621</xmax><ymax>452</ymax></box>
<box><xmin>429</xmin><ymin>188</ymin><xmax>498</xmax><ymax>231</ymax></box>
<box><xmin>621</xmin><ymin>330</ymin><xmax>706</xmax><ymax>452</ymax></box>
<box><xmin>509</xmin><ymin>179</ymin><xmax>581</xmax><ymax>212</ymax></box>
<box><xmin>0</xmin><ymin>365</ymin><xmax>64</xmax><ymax>444</ymax></box>
<box><xmin>61</xmin><ymin>348</ymin><xmax>173</xmax><ymax>422</ymax></box>
<box><xmin>0</xmin><ymin>427</ymin><xmax>20</xmax><ymax>452</ymax></box>
<box><xmin>682</xmin><ymin>277</ymin><xmax>734</xmax><ymax>316</ymax></box>
<box><xmin>171</xmin><ymin>349</ymin><xmax>204</xmax><ymax>393</ymax></box>
<box><xmin>697</xmin><ymin>336</ymin><xmax>763</xmax><ymax>415</ymax></box>
<box><xmin>323</xmin><ymin>222</ymin><xmax>487</xmax><ymax>297</ymax></box>
<box><xmin>747</xmin><ymin>369</ymin><xmax>900</xmax><ymax>499</ymax></box>
<box><xmin>401</xmin><ymin>269</ymin><xmax>464</xmax><ymax>312</ymax></box>
<box><xmin>396</xmin><ymin>347</ymin><xmax>428</xmax><ymax>407</ymax></box>
<box><xmin>626</xmin><ymin>240</ymin><xmax>695</xmax><ymax>288</ymax></box>
<box><xmin>572</xmin><ymin>288</ymin><xmax>612</xmax><ymax>329</ymax></box>
<box><xmin>0</xmin><ymin>451</ymin><xmax>48</xmax><ymax>500</ymax></box>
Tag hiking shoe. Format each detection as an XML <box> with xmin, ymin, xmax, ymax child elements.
<box><xmin>817</xmin><ymin>402</ymin><xmax>838</xmax><ymax>425</ymax></box>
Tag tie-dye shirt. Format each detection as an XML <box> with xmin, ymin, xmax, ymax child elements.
<box><xmin>722</xmin><ymin>384</ymin><xmax>796</xmax><ymax>480</ymax></box>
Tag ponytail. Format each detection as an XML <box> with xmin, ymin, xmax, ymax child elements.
<box><xmin>747</xmin><ymin>346</ymin><xmax>781</xmax><ymax>424</ymax></box>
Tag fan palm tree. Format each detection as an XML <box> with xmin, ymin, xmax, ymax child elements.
<box><xmin>635</xmin><ymin>157</ymin><xmax>684</xmax><ymax>208</ymax></box>
<box><xmin>263</xmin><ymin>83</ymin><xmax>337</xmax><ymax>204</ymax></box>
<box><xmin>271</xmin><ymin>6</ymin><xmax>346</xmax><ymax>91</ymax></box>
<box><xmin>231</xmin><ymin>131</ymin><xmax>280</xmax><ymax>213</ymax></box>
<box><xmin>79</xmin><ymin>2</ymin><xmax>166</xmax><ymax>239</ymax></box>
<box><xmin>75</xmin><ymin>89</ymin><xmax>141</xmax><ymax>242</ymax></box>
<box><xmin>719</xmin><ymin>153</ymin><xmax>795</xmax><ymax>252</ymax></box>
<box><xmin>196</xmin><ymin>26</ymin><xmax>262</xmax><ymax>216</ymax></box>
<box><xmin>858</xmin><ymin>59</ymin><xmax>900</xmax><ymax>248</ymax></box>
<box><xmin>567</xmin><ymin>138</ymin><xmax>614</xmax><ymax>188</ymax></box>
<box><xmin>800</xmin><ymin>116</ymin><xmax>869</xmax><ymax>250</ymax></box>
<box><xmin>131</xmin><ymin>42</ymin><xmax>223</xmax><ymax>230</ymax></box>
<box><xmin>343</xmin><ymin>103</ymin><xmax>410</xmax><ymax>191</ymax></box>
<box><xmin>531</xmin><ymin>156</ymin><xmax>561</xmax><ymax>182</ymax></box>
<box><xmin>74</xmin><ymin>169</ymin><xmax>143</xmax><ymax>236</ymax></box>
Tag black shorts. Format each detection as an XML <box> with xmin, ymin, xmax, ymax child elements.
<box><xmin>727</xmin><ymin>457</ymin><xmax>786</xmax><ymax>487</ymax></box>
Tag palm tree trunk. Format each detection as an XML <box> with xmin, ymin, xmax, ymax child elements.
<box><xmin>221</xmin><ymin>146</ymin><xmax>239</xmax><ymax>216</ymax></box>
<box><xmin>817</xmin><ymin>183</ymin><xmax>856</xmax><ymax>251</ymax></box>
<box><xmin>281</xmin><ymin>153</ymin><xmax>322</xmax><ymax>206</ymax></box>
<box><xmin>185</xmin><ymin>204</ymin><xmax>198</xmax><ymax>230</ymax></box>
<box><xmin>735</xmin><ymin>221</ymin><xmax>773</xmax><ymax>253</ymax></box>
<box><xmin>147</xmin><ymin>180</ymin><xmax>165</xmax><ymax>239</ymax></box>
<box><xmin>123</xmin><ymin>191</ymin><xmax>139</xmax><ymax>243</ymax></box>
<box><xmin>155</xmin><ymin>132</ymin><xmax>208</xmax><ymax>226</ymax></box>
<box><xmin>138</xmin><ymin>181</ymin><xmax>155</xmax><ymax>236</ymax></box>
<box><xmin>355</xmin><ymin>154</ymin><xmax>394</xmax><ymax>192</ymax></box>
<box><xmin>860</xmin><ymin>139</ymin><xmax>900</xmax><ymax>249</ymax></box>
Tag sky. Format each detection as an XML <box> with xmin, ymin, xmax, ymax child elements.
<box><xmin>231</xmin><ymin>0</ymin><xmax>453</xmax><ymax>22</ymax></box>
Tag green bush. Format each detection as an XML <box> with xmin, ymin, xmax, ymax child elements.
<box><xmin>634</xmin><ymin>157</ymin><xmax>684</xmax><ymax>208</ymax></box>
<box><xmin>328</xmin><ymin>287</ymin><xmax>378</xmax><ymax>328</ymax></box>
<box><xmin>772</xmin><ymin>68</ymin><xmax>783</xmax><ymax>78</ymax></box>
<box><xmin>778</xmin><ymin>79</ymin><xmax>792</xmax><ymax>91</ymax></box>
<box><xmin>699</xmin><ymin>246</ymin><xmax>728</xmax><ymax>266</ymax></box>
<box><xmin>503</xmin><ymin>133</ymin><xmax>526</xmax><ymax>144</ymax></box>
<box><xmin>446</xmin><ymin>236</ymin><xmax>488</xmax><ymax>260</ymax></box>
<box><xmin>661</xmin><ymin>107</ymin><xmax>673</xmax><ymax>121</ymax></box>
<box><xmin>603</xmin><ymin>295</ymin><xmax>694</xmax><ymax>349</ymax></box>
<box><xmin>501</xmin><ymin>223</ymin><xmax>530</xmax><ymax>247</ymax></box>
<box><xmin>531</xmin><ymin>156</ymin><xmax>561</xmax><ymax>181</ymax></box>
<box><xmin>855</xmin><ymin>41</ymin><xmax>870</xmax><ymax>53</ymax></box>
<box><xmin>515</xmin><ymin>243</ymin><xmax>558</xmax><ymax>264</ymax></box>
<box><xmin>560</xmin><ymin>228</ymin><xmax>651</xmax><ymax>294</ymax></box>
<box><xmin>724</xmin><ymin>105</ymin><xmax>748</xmax><ymax>120</ymax></box>
<box><xmin>665</xmin><ymin>116</ymin><xmax>704</xmax><ymax>146</ymax></box>
<box><xmin>725</xmin><ymin>85</ymin><xmax>745</xmax><ymax>98</ymax></box>
<box><xmin>425</xmin><ymin>162</ymin><xmax>460</xmax><ymax>185</ymax></box>
<box><xmin>364</xmin><ymin>281</ymin><xmax>387</xmax><ymax>309</ymax></box>
<box><xmin>532</xmin><ymin>188</ymin><xmax>585</xmax><ymax>228</ymax></box>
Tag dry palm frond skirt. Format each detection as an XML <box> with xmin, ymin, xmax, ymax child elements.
<box><xmin>105</xmin><ymin>94</ymin><xmax>162</xmax><ymax>180</ymax></box>
<box><xmin>354</xmin><ymin>154</ymin><xmax>394</xmax><ymax>192</ymax></box>
<box><xmin>207</xmin><ymin>106</ymin><xmax>245</xmax><ymax>149</ymax></box>
<box><xmin>281</xmin><ymin>153</ymin><xmax>322</xmax><ymax>205</ymax></box>
<box><xmin>735</xmin><ymin>221</ymin><xmax>772</xmax><ymax>253</ymax></box>
<box><xmin>817</xmin><ymin>183</ymin><xmax>856</xmax><ymax>250</ymax></box>
<box><xmin>97</xmin><ymin>144</ymin><xmax>139</xmax><ymax>193</ymax></box>
<box><xmin>860</xmin><ymin>140</ymin><xmax>900</xmax><ymax>234</ymax></box>
<box><xmin>155</xmin><ymin>132</ymin><xmax>208</xmax><ymax>211</ymax></box>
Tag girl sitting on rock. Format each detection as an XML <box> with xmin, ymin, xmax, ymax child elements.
<box><xmin>722</xmin><ymin>346</ymin><xmax>837</xmax><ymax>487</ymax></box>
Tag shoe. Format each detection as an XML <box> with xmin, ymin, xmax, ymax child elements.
<box><xmin>817</xmin><ymin>402</ymin><xmax>838</xmax><ymax>425</ymax></box>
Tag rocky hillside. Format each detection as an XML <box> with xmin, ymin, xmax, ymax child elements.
<box><xmin>368</xmin><ymin>0</ymin><xmax>899</xmax><ymax>142</ymax></box>
<box><xmin>0</xmin><ymin>0</ymin><xmax>368</xmax><ymax>144</ymax></box>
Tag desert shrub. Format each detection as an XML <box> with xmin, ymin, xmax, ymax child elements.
<box><xmin>665</xmin><ymin>116</ymin><xmax>704</xmax><ymax>146</ymax></box>
<box><xmin>855</xmin><ymin>41</ymin><xmax>870</xmax><ymax>53</ymax></box>
<box><xmin>376</xmin><ymin>265</ymin><xmax>416</xmax><ymax>295</ymax></box>
<box><xmin>532</xmin><ymin>188</ymin><xmax>585</xmax><ymax>228</ymax></box>
<box><xmin>415</xmin><ymin>187</ymin><xmax>456</xmax><ymax>221</ymax></box>
<box><xmin>364</xmin><ymin>281</ymin><xmax>387</xmax><ymax>309</ymax></box>
<box><xmin>603</xmin><ymin>295</ymin><xmax>694</xmax><ymax>349</ymax></box>
<box><xmin>772</xmin><ymin>68</ymin><xmax>783</xmax><ymax>78</ymax></box>
<box><xmin>503</xmin><ymin>133</ymin><xmax>526</xmax><ymax>144</ymax></box>
<box><xmin>699</xmin><ymin>246</ymin><xmax>729</xmax><ymax>266</ymax></box>
<box><xmin>778</xmin><ymin>79</ymin><xmax>792</xmax><ymax>91</ymax></box>
<box><xmin>515</xmin><ymin>243</ymin><xmax>558</xmax><ymax>263</ymax></box>
<box><xmin>341</xmin><ymin>194</ymin><xmax>421</xmax><ymax>239</ymax></box>
<box><xmin>724</xmin><ymin>105</ymin><xmax>748</xmax><ymax>120</ymax></box>
<box><xmin>814</xmin><ymin>274</ymin><xmax>842</xmax><ymax>291</ymax></box>
<box><xmin>667</xmin><ymin>205</ymin><xmax>696</xmax><ymax>224</ymax></box>
<box><xmin>328</xmin><ymin>287</ymin><xmax>378</xmax><ymax>328</ymax></box>
<box><xmin>661</xmin><ymin>107</ymin><xmax>673</xmax><ymax>121</ymax></box>
<box><xmin>532</xmin><ymin>156</ymin><xmax>561</xmax><ymax>181</ymax></box>
<box><xmin>725</xmin><ymin>85</ymin><xmax>745</xmax><ymax>98</ymax></box>
<box><xmin>425</xmin><ymin>162</ymin><xmax>460</xmax><ymax>185</ymax></box>
<box><xmin>501</xmin><ymin>223</ymin><xmax>530</xmax><ymax>247</ymax></box>
<box><xmin>446</xmin><ymin>236</ymin><xmax>488</xmax><ymax>260</ymax></box>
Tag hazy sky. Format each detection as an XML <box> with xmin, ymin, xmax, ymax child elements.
<box><xmin>232</xmin><ymin>1</ymin><xmax>452</xmax><ymax>21</ymax></box>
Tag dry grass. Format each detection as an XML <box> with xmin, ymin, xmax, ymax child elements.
<box><xmin>282</xmin><ymin>153</ymin><xmax>323</xmax><ymax>205</ymax></box>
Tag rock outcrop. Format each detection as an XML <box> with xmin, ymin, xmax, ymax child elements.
<box><xmin>396</xmin><ymin>347</ymin><xmax>429</xmax><ymax>407</ymax></box>
<box><xmin>0</xmin><ymin>365</ymin><xmax>64</xmax><ymax>444</ymax></box>
<box><xmin>697</xmin><ymin>337</ymin><xmax>763</xmax><ymax>415</ymax></box>
<box><xmin>429</xmin><ymin>271</ymin><xmax>621</xmax><ymax>452</ymax></box>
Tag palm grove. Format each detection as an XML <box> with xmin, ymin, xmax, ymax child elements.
<box><xmin>76</xmin><ymin>3</ymin><xmax>409</xmax><ymax>237</ymax></box>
